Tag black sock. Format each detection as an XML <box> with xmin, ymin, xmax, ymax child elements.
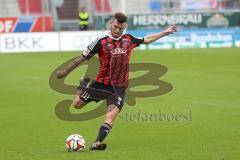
<box><xmin>95</xmin><ymin>123</ymin><xmax>112</xmax><ymax>142</ymax></box>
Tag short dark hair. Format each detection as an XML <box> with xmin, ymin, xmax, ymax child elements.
<box><xmin>113</xmin><ymin>12</ymin><xmax>127</xmax><ymax>23</ymax></box>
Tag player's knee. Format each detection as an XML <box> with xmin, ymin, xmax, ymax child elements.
<box><xmin>73</xmin><ymin>99</ymin><xmax>83</xmax><ymax>109</ymax></box>
<box><xmin>73</xmin><ymin>99</ymin><xmax>87</xmax><ymax>109</ymax></box>
<box><xmin>73</xmin><ymin>100</ymin><xmax>80</xmax><ymax>108</ymax></box>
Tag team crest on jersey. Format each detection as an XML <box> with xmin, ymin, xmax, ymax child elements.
<box><xmin>121</xmin><ymin>39</ymin><xmax>131</xmax><ymax>50</ymax></box>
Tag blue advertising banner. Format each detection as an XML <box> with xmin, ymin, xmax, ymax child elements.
<box><xmin>127</xmin><ymin>28</ymin><xmax>240</xmax><ymax>49</ymax></box>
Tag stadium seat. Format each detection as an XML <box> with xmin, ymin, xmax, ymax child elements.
<box><xmin>57</xmin><ymin>0</ymin><xmax>79</xmax><ymax>19</ymax></box>
<box><xmin>18</xmin><ymin>0</ymin><xmax>42</xmax><ymax>15</ymax></box>
<box><xmin>94</xmin><ymin>0</ymin><xmax>111</xmax><ymax>13</ymax></box>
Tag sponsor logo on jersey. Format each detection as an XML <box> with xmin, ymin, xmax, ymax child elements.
<box><xmin>111</xmin><ymin>48</ymin><xmax>127</xmax><ymax>55</ymax></box>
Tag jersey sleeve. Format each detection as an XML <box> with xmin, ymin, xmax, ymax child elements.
<box><xmin>82</xmin><ymin>38</ymin><xmax>102</xmax><ymax>60</ymax></box>
<box><xmin>128</xmin><ymin>34</ymin><xmax>144</xmax><ymax>48</ymax></box>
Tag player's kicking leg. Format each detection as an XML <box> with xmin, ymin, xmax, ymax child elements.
<box><xmin>90</xmin><ymin>104</ymin><xmax>120</xmax><ymax>150</ymax></box>
<box><xmin>72</xmin><ymin>77</ymin><xmax>90</xmax><ymax>109</ymax></box>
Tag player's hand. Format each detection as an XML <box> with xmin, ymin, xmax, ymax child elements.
<box><xmin>164</xmin><ymin>26</ymin><xmax>177</xmax><ymax>35</ymax></box>
<box><xmin>56</xmin><ymin>70</ymin><xmax>68</xmax><ymax>79</ymax></box>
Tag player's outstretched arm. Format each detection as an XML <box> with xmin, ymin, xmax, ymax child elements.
<box><xmin>142</xmin><ymin>26</ymin><xmax>177</xmax><ymax>44</ymax></box>
<box><xmin>56</xmin><ymin>55</ymin><xmax>86</xmax><ymax>79</ymax></box>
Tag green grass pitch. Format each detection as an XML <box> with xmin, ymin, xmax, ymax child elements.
<box><xmin>0</xmin><ymin>48</ymin><xmax>239</xmax><ymax>160</ymax></box>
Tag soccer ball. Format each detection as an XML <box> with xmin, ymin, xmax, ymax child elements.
<box><xmin>65</xmin><ymin>134</ymin><xmax>85</xmax><ymax>152</ymax></box>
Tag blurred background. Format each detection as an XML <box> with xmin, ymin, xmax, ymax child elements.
<box><xmin>1</xmin><ymin>0</ymin><xmax>240</xmax><ymax>31</ymax></box>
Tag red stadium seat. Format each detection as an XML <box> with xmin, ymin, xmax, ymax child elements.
<box><xmin>94</xmin><ymin>0</ymin><xmax>111</xmax><ymax>13</ymax></box>
<box><xmin>56</xmin><ymin>0</ymin><xmax>79</xmax><ymax>19</ymax></box>
<box><xmin>18</xmin><ymin>0</ymin><xmax>42</xmax><ymax>15</ymax></box>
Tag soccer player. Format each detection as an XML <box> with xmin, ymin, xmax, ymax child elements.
<box><xmin>56</xmin><ymin>12</ymin><xmax>177</xmax><ymax>150</ymax></box>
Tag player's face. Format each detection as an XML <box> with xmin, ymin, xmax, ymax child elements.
<box><xmin>110</xmin><ymin>19</ymin><xmax>126</xmax><ymax>38</ymax></box>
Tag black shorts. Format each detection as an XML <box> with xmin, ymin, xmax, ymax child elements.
<box><xmin>78</xmin><ymin>81</ymin><xmax>126</xmax><ymax>110</ymax></box>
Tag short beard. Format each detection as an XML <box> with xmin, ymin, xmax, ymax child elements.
<box><xmin>110</xmin><ymin>30</ymin><xmax>121</xmax><ymax>39</ymax></box>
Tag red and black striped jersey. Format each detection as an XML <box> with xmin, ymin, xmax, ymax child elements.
<box><xmin>82</xmin><ymin>32</ymin><xmax>144</xmax><ymax>87</ymax></box>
